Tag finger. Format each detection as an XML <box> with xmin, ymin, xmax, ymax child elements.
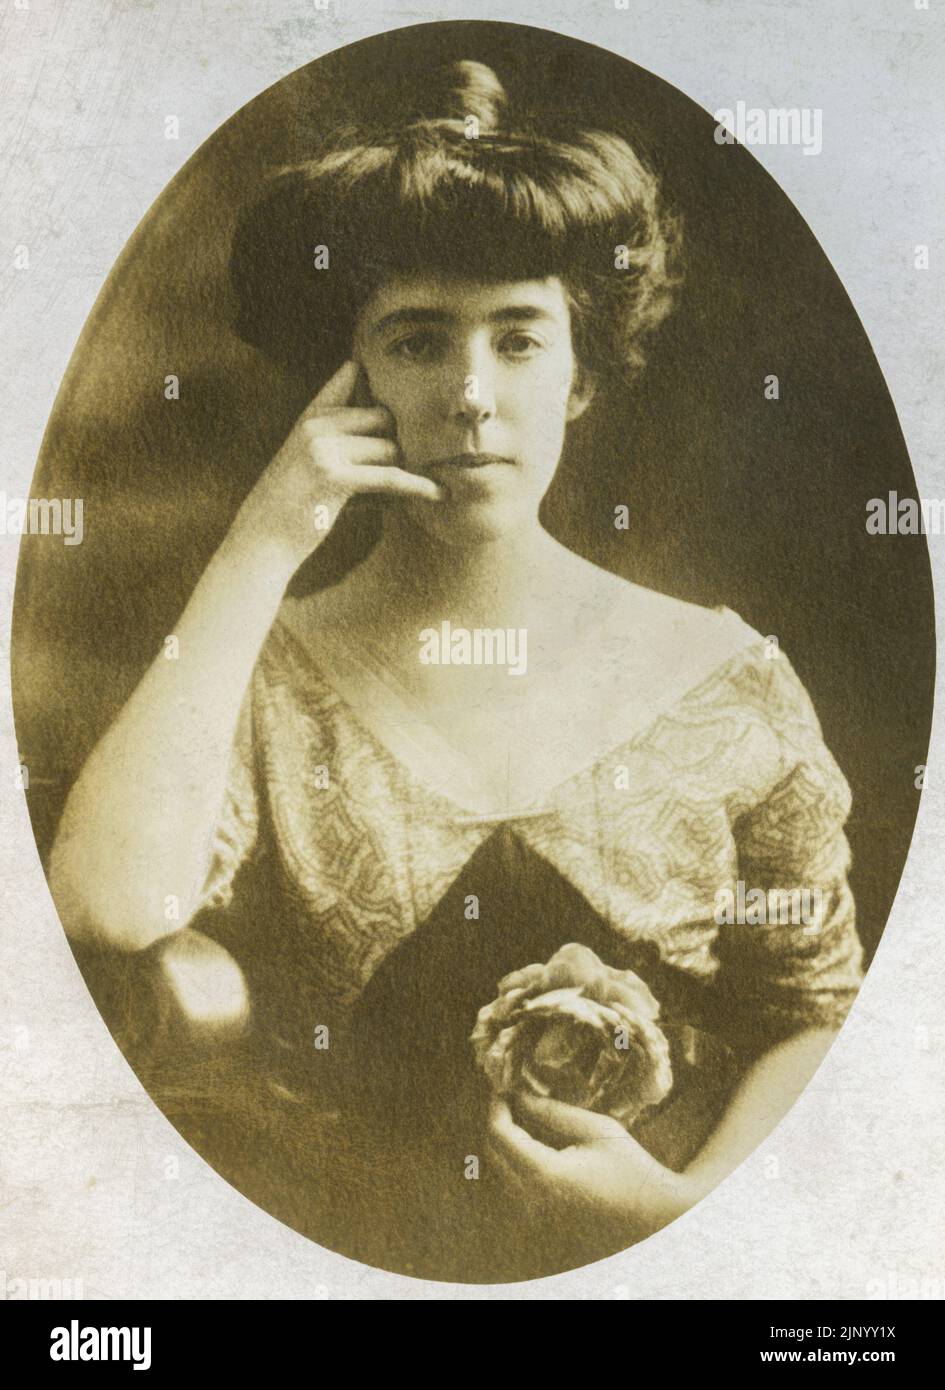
<box><xmin>331</xmin><ymin>436</ymin><xmax>402</xmax><ymax>467</ymax></box>
<box><xmin>512</xmin><ymin>1093</ymin><xmax>625</xmax><ymax>1147</ymax></box>
<box><xmin>314</xmin><ymin>405</ymin><xmax>397</xmax><ymax>438</ymax></box>
<box><xmin>487</xmin><ymin>1097</ymin><xmax>559</xmax><ymax>1176</ymax></box>
<box><xmin>339</xmin><ymin>462</ymin><xmax>445</xmax><ymax>502</ymax></box>
<box><xmin>303</xmin><ymin>359</ymin><xmax>360</xmax><ymax>417</ymax></box>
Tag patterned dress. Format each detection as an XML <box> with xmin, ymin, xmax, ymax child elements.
<box><xmin>184</xmin><ymin>595</ymin><xmax>864</xmax><ymax>1280</ymax></box>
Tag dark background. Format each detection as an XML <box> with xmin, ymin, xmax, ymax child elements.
<box><xmin>12</xmin><ymin>20</ymin><xmax>935</xmax><ymax>961</ymax></box>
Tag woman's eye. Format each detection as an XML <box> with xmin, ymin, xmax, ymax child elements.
<box><xmin>501</xmin><ymin>333</ymin><xmax>545</xmax><ymax>357</ymax></box>
<box><xmin>388</xmin><ymin>331</ymin><xmax>545</xmax><ymax>361</ymax></box>
<box><xmin>390</xmin><ymin>332</ymin><xmax>441</xmax><ymax>361</ymax></box>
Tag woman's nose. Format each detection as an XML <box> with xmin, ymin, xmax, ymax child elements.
<box><xmin>455</xmin><ymin>390</ymin><xmax>495</xmax><ymax>424</ymax></box>
<box><xmin>446</xmin><ymin>344</ymin><xmax>497</xmax><ymax>423</ymax></box>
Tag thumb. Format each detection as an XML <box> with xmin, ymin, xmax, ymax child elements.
<box><xmin>513</xmin><ymin>1092</ymin><xmax>624</xmax><ymax>1147</ymax></box>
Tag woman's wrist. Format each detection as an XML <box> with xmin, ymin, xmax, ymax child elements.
<box><xmin>607</xmin><ymin>1158</ymin><xmax>711</xmax><ymax>1242</ymax></box>
<box><xmin>645</xmin><ymin>1164</ymin><xmax>710</xmax><ymax>1230</ymax></box>
<box><xmin>672</xmin><ymin>1165</ymin><xmax>715</xmax><ymax>1213</ymax></box>
<box><xmin>589</xmin><ymin>1166</ymin><xmax>704</xmax><ymax>1248</ymax></box>
<box><xmin>220</xmin><ymin>510</ymin><xmax>306</xmax><ymax>587</ymax></box>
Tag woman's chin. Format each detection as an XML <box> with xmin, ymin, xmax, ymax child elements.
<box><xmin>404</xmin><ymin>494</ymin><xmax>527</xmax><ymax>545</ymax></box>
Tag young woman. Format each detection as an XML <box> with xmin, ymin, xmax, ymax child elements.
<box><xmin>49</xmin><ymin>61</ymin><xmax>864</xmax><ymax>1280</ymax></box>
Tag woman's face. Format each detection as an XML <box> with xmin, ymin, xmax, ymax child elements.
<box><xmin>352</xmin><ymin>272</ymin><xmax>596</xmax><ymax>543</ymax></box>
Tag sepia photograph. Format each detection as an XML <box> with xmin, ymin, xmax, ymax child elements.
<box><xmin>4</xmin><ymin>6</ymin><xmax>940</xmax><ymax>1306</ymax></box>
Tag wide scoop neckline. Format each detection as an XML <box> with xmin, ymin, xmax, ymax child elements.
<box><xmin>270</xmin><ymin>598</ymin><xmax>763</xmax><ymax>821</ymax></box>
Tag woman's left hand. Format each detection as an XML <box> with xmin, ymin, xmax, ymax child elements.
<box><xmin>486</xmin><ymin>1093</ymin><xmax>703</xmax><ymax>1252</ymax></box>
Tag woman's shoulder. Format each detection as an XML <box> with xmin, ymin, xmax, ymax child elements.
<box><xmin>583</xmin><ymin>570</ymin><xmax>764</xmax><ymax>679</ymax></box>
<box><xmin>589</xmin><ymin>582</ymin><xmax>848</xmax><ymax>805</ymax></box>
<box><xmin>610</xmin><ymin>579</ymin><xmax>754</xmax><ymax>643</ymax></box>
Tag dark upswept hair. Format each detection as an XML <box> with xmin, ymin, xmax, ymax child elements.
<box><xmin>229</xmin><ymin>60</ymin><xmax>684</xmax><ymax>392</ymax></box>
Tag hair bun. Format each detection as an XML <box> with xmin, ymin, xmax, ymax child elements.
<box><xmin>414</xmin><ymin>59</ymin><xmax>508</xmax><ymax>133</ymax></box>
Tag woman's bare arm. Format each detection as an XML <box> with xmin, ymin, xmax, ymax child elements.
<box><xmin>681</xmin><ymin>1026</ymin><xmax>839</xmax><ymax>1198</ymax></box>
<box><xmin>487</xmin><ymin>1026</ymin><xmax>842</xmax><ymax>1252</ymax></box>
<box><xmin>48</xmin><ymin>360</ymin><xmax>442</xmax><ymax>952</ymax></box>
<box><xmin>48</xmin><ymin>526</ymin><xmax>298</xmax><ymax>952</ymax></box>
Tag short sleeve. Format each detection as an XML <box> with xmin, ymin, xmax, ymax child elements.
<box><xmin>715</xmin><ymin>649</ymin><xmax>864</xmax><ymax>1052</ymax></box>
<box><xmin>193</xmin><ymin>676</ymin><xmax>261</xmax><ymax>914</ymax></box>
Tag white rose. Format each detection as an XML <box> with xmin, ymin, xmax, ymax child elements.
<box><xmin>470</xmin><ymin>942</ymin><xmax>673</xmax><ymax>1129</ymax></box>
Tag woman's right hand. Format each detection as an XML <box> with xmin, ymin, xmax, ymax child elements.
<box><xmin>230</xmin><ymin>358</ymin><xmax>444</xmax><ymax>569</ymax></box>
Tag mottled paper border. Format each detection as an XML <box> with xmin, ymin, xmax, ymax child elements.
<box><xmin>1</xmin><ymin>0</ymin><xmax>942</xmax><ymax>1300</ymax></box>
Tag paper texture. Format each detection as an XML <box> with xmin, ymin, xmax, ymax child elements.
<box><xmin>1</xmin><ymin>0</ymin><xmax>942</xmax><ymax>1299</ymax></box>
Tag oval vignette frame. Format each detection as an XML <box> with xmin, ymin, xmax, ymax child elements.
<box><xmin>11</xmin><ymin>20</ymin><xmax>935</xmax><ymax>1283</ymax></box>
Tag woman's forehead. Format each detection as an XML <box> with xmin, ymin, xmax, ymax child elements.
<box><xmin>357</xmin><ymin>273</ymin><xmax>570</xmax><ymax>334</ymax></box>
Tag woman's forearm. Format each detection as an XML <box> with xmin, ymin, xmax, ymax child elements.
<box><xmin>681</xmin><ymin>1027</ymin><xmax>840</xmax><ymax>1200</ymax></box>
<box><xmin>48</xmin><ymin>522</ymin><xmax>299</xmax><ymax>952</ymax></box>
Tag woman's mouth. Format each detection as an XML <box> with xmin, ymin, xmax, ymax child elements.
<box><xmin>428</xmin><ymin>453</ymin><xmax>512</xmax><ymax>470</ymax></box>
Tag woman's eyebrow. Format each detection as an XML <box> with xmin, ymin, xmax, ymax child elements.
<box><xmin>369</xmin><ymin>304</ymin><xmax>559</xmax><ymax>336</ymax></box>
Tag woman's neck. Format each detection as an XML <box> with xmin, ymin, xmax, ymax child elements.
<box><xmin>345</xmin><ymin>510</ymin><xmax>570</xmax><ymax>638</ymax></box>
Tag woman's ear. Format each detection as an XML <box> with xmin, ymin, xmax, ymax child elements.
<box><xmin>565</xmin><ymin>364</ymin><xmax>598</xmax><ymax>422</ymax></box>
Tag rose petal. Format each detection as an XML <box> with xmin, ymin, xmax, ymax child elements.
<box><xmin>522</xmin><ymin>990</ymin><xmax>614</xmax><ymax>1033</ymax></box>
<box><xmin>496</xmin><ymin>963</ymin><xmax>545</xmax><ymax>994</ymax></box>
<box><xmin>471</xmin><ymin>942</ymin><xmax>676</xmax><ymax>1130</ymax></box>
